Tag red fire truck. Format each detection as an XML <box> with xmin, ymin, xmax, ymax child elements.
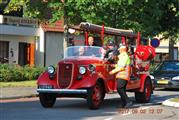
<box><xmin>37</xmin><ymin>22</ymin><xmax>156</xmax><ymax>109</ymax></box>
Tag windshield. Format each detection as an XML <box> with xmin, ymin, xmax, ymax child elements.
<box><xmin>156</xmin><ymin>61</ymin><xmax>179</xmax><ymax>72</ymax></box>
<box><xmin>64</xmin><ymin>46</ymin><xmax>105</xmax><ymax>59</ymax></box>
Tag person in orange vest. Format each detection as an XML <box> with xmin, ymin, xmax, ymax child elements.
<box><xmin>109</xmin><ymin>45</ymin><xmax>133</xmax><ymax>108</ymax></box>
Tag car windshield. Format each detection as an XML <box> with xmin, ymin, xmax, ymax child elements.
<box><xmin>156</xmin><ymin>61</ymin><xmax>179</xmax><ymax>72</ymax></box>
<box><xmin>64</xmin><ymin>46</ymin><xmax>105</xmax><ymax>59</ymax></box>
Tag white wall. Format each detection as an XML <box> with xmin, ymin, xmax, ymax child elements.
<box><xmin>0</xmin><ymin>22</ymin><xmax>41</xmax><ymax>65</ymax></box>
<box><xmin>9</xmin><ymin>41</ymin><xmax>18</xmax><ymax>64</ymax></box>
<box><xmin>0</xmin><ymin>24</ymin><xmax>39</xmax><ymax>36</ymax></box>
<box><xmin>0</xmin><ymin>34</ymin><xmax>36</xmax><ymax>64</ymax></box>
<box><xmin>34</xmin><ymin>27</ymin><xmax>45</xmax><ymax>66</ymax></box>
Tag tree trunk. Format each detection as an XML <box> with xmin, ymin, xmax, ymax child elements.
<box><xmin>169</xmin><ymin>37</ymin><xmax>174</xmax><ymax>60</ymax></box>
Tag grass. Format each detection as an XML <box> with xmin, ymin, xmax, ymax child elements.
<box><xmin>0</xmin><ymin>80</ymin><xmax>37</xmax><ymax>87</ymax></box>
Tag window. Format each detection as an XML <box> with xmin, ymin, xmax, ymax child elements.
<box><xmin>0</xmin><ymin>41</ymin><xmax>9</xmax><ymax>63</ymax></box>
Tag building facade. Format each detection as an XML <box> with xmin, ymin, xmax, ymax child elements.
<box><xmin>0</xmin><ymin>15</ymin><xmax>39</xmax><ymax>66</ymax></box>
<box><xmin>154</xmin><ymin>39</ymin><xmax>179</xmax><ymax>62</ymax></box>
<box><xmin>0</xmin><ymin>15</ymin><xmax>85</xmax><ymax>67</ymax></box>
<box><xmin>0</xmin><ymin>15</ymin><xmax>66</xmax><ymax>66</ymax></box>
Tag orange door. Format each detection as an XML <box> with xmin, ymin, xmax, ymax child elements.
<box><xmin>27</xmin><ymin>43</ymin><xmax>35</xmax><ymax>66</ymax></box>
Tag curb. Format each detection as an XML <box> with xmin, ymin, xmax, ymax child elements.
<box><xmin>0</xmin><ymin>94</ymin><xmax>38</xmax><ymax>100</ymax></box>
<box><xmin>162</xmin><ymin>98</ymin><xmax>179</xmax><ymax>108</ymax></box>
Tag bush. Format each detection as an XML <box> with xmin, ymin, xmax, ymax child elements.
<box><xmin>0</xmin><ymin>64</ymin><xmax>12</xmax><ymax>82</ymax></box>
<box><xmin>9</xmin><ymin>66</ymin><xmax>25</xmax><ymax>81</ymax></box>
<box><xmin>23</xmin><ymin>65</ymin><xmax>45</xmax><ymax>80</ymax></box>
<box><xmin>0</xmin><ymin>64</ymin><xmax>45</xmax><ymax>82</ymax></box>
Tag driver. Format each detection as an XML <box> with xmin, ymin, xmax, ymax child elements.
<box><xmin>78</xmin><ymin>46</ymin><xmax>85</xmax><ymax>56</ymax></box>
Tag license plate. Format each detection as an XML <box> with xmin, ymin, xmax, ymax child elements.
<box><xmin>157</xmin><ymin>80</ymin><xmax>169</xmax><ymax>84</ymax></box>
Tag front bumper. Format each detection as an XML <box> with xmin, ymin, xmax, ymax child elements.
<box><xmin>37</xmin><ymin>88</ymin><xmax>87</xmax><ymax>94</ymax></box>
<box><xmin>154</xmin><ymin>80</ymin><xmax>179</xmax><ymax>89</ymax></box>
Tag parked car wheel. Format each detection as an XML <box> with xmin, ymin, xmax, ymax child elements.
<box><xmin>39</xmin><ymin>93</ymin><xmax>56</xmax><ymax>108</ymax></box>
<box><xmin>87</xmin><ymin>82</ymin><xmax>105</xmax><ymax>110</ymax></box>
<box><xmin>135</xmin><ymin>78</ymin><xmax>152</xmax><ymax>103</ymax></box>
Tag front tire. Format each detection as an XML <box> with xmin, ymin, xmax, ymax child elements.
<box><xmin>39</xmin><ymin>93</ymin><xmax>56</xmax><ymax>108</ymax></box>
<box><xmin>135</xmin><ymin>78</ymin><xmax>152</xmax><ymax>103</ymax></box>
<box><xmin>87</xmin><ymin>82</ymin><xmax>105</xmax><ymax>110</ymax></box>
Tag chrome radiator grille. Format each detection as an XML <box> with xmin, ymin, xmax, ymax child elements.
<box><xmin>58</xmin><ymin>63</ymin><xmax>73</xmax><ymax>88</ymax></box>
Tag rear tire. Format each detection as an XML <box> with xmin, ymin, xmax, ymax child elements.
<box><xmin>135</xmin><ymin>78</ymin><xmax>152</xmax><ymax>103</ymax></box>
<box><xmin>87</xmin><ymin>82</ymin><xmax>105</xmax><ymax>110</ymax></box>
<box><xmin>39</xmin><ymin>93</ymin><xmax>56</xmax><ymax>108</ymax></box>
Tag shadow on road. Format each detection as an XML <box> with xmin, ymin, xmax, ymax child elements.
<box><xmin>2</xmin><ymin>94</ymin><xmax>178</xmax><ymax>120</ymax></box>
<box><xmin>54</xmin><ymin>97</ymin><xmax>123</xmax><ymax>109</ymax></box>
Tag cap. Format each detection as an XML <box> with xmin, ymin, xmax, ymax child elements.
<box><xmin>118</xmin><ymin>45</ymin><xmax>127</xmax><ymax>50</ymax></box>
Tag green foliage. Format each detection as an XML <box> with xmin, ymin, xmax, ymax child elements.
<box><xmin>158</xmin><ymin>0</ymin><xmax>179</xmax><ymax>40</ymax></box>
<box><xmin>3</xmin><ymin>0</ymin><xmax>28</xmax><ymax>13</ymax></box>
<box><xmin>2</xmin><ymin>0</ymin><xmax>179</xmax><ymax>40</ymax></box>
<box><xmin>24</xmin><ymin>65</ymin><xmax>45</xmax><ymax>80</ymax></box>
<box><xmin>0</xmin><ymin>64</ymin><xmax>45</xmax><ymax>82</ymax></box>
<box><xmin>9</xmin><ymin>65</ymin><xmax>25</xmax><ymax>81</ymax></box>
<box><xmin>0</xmin><ymin>64</ymin><xmax>12</xmax><ymax>82</ymax></box>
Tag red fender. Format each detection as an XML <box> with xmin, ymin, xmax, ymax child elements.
<box><xmin>70</xmin><ymin>72</ymin><xmax>105</xmax><ymax>89</ymax></box>
<box><xmin>37</xmin><ymin>72</ymin><xmax>58</xmax><ymax>88</ymax></box>
<box><xmin>38</xmin><ymin>71</ymin><xmax>107</xmax><ymax>90</ymax></box>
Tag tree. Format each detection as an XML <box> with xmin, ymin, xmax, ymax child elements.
<box><xmin>2</xmin><ymin>0</ymin><xmax>179</xmax><ymax>59</ymax></box>
<box><xmin>158</xmin><ymin>0</ymin><xmax>179</xmax><ymax>59</ymax></box>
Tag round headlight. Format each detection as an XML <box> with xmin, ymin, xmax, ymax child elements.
<box><xmin>47</xmin><ymin>66</ymin><xmax>55</xmax><ymax>74</ymax></box>
<box><xmin>79</xmin><ymin>66</ymin><xmax>86</xmax><ymax>74</ymax></box>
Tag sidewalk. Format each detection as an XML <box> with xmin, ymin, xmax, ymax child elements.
<box><xmin>162</xmin><ymin>98</ymin><xmax>179</xmax><ymax>108</ymax></box>
<box><xmin>0</xmin><ymin>87</ymin><xmax>37</xmax><ymax>99</ymax></box>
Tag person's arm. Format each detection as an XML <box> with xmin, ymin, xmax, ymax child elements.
<box><xmin>109</xmin><ymin>53</ymin><xmax>129</xmax><ymax>74</ymax></box>
<box><xmin>104</xmin><ymin>49</ymin><xmax>112</xmax><ymax>58</ymax></box>
<box><xmin>109</xmin><ymin>67</ymin><xmax>125</xmax><ymax>74</ymax></box>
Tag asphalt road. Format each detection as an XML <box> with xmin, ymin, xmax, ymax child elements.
<box><xmin>1</xmin><ymin>89</ymin><xmax>179</xmax><ymax>120</ymax></box>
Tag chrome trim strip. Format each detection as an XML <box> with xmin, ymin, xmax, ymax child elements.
<box><xmin>37</xmin><ymin>89</ymin><xmax>87</xmax><ymax>94</ymax></box>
